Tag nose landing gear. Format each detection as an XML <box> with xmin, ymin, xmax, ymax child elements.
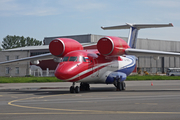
<box><xmin>70</xmin><ymin>82</ymin><xmax>90</xmax><ymax>93</ymax></box>
<box><xmin>70</xmin><ymin>82</ymin><xmax>80</xmax><ymax>93</ymax></box>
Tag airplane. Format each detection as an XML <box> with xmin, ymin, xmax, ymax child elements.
<box><xmin>1</xmin><ymin>23</ymin><xmax>180</xmax><ymax>93</ymax></box>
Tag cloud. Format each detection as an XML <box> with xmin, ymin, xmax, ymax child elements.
<box><xmin>19</xmin><ymin>6</ymin><xmax>59</xmax><ymax>16</ymax></box>
<box><xmin>0</xmin><ymin>0</ymin><xmax>107</xmax><ymax>17</ymax></box>
<box><xmin>0</xmin><ymin>0</ymin><xmax>20</xmax><ymax>11</ymax></box>
<box><xmin>0</xmin><ymin>0</ymin><xmax>60</xmax><ymax>16</ymax></box>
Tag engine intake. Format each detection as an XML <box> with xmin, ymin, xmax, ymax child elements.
<box><xmin>49</xmin><ymin>38</ymin><xmax>83</xmax><ymax>57</ymax></box>
<box><xmin>97</xmin><ymin>36</ymin><xmax>130</xmax><ymax>56</ymax></box>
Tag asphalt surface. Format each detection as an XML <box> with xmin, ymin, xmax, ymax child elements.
<box><xmin>0</xmin><ymin>80</ymin><xmax>180</xmax><ymax>120</ymax></box>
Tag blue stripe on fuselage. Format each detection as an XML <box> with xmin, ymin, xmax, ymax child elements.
<box><xmin>116</xmin><ymin>55</ymin><xmax>137</xmax><ymax>76</ymax></box>
<box><xmin>105</xmin><ymin>55</ymin><xmax>137</xmax><ymax>84</ymax></box>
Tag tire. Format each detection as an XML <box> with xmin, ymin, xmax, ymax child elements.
<box><xmin>75</xmin><ymin>86</ymin><xmax>80</xmax><ymax>93</ymax></box>
<box><xmin>122</xmin><ymin>82</ymin><xmax>126</xmax><ymax>90</ymax></box>
<box><xmin>80</xmin><ymin>83</ymin><xmax>90</xmax><ymax>91</ymax></box>
<box><xmin>85</xmin><ymin>84</ymin><xmax>90</xmax><ymax>91</ymax></box>
<box><xmin>70</xmin><ymin>86</ymin><xmax>74</xmax><ymax>93</ymax></box>
<box><xmin>117</xmin><ymin>82</ymin><xmax>122</xmax><ymax>91</ymax></box>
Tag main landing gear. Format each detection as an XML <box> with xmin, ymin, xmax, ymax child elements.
<box><xmin>113</xmin><ymin>76</ymin><xmax>126</xmax><ymax>91</ymax></box>
<box><xmin>80</xmin><ymin>83</ymin><xmax>90</xmax><ymax>91</ymax></box>
<box><xmin>70</xmin><ymin>82</ymin><xmax>90</xmax><ymax>93</ymax></box>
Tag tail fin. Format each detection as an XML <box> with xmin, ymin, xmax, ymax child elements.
<box><xmin>101</xmin><ymin>23</ymin><xmax>173</xmax><ymax>48</ymax></box>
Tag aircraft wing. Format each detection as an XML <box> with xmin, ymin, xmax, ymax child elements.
<box><xmin>0</xmin><ymin>53</ymin><xmax>53</xmax><ymax>65</ymax></box>
<box><xmin>0</xmin><ymin>42</ymin><xmax>97</xmax><ymax>65</ymax></box>
<box><xmin>125</xmin><ymin>48</ymin><xmax>180</xmax><ymax>57</ymax></box>
<box><xmin>81</xmin><ymin>42</ymin><xmax>97</xmax><ymax>47</ymax></box>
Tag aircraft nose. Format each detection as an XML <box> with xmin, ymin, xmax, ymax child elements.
<box><xmin>55</xmin><ymin>63</ymin><xmax>78</xmax><ymax>80</ymax></box>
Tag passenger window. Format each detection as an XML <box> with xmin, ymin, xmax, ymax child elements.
<box><xmin>69</xmin><ymin>57</ymin><xmax>77</xmax><ymax>61</ymax></box>
<box><xmin>63</xmin><ymin>57</ymin><xmax>69</xmax><ymax>62</ymax></box>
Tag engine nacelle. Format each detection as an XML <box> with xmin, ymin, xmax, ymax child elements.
<box><xmin>97</xmin><ymin>36</ymin><xmax>130</xmax><ymax>56</ymax></box>
<box><xmin>49</xmin><ymin>38</ymin><xmax>83</xmax><ymax>57</ymax></box>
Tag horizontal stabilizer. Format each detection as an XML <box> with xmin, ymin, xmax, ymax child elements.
<box><xmin>101</xmin><ymin>23</ymin><xmax>173</xmax><ymax>30</ymax></box>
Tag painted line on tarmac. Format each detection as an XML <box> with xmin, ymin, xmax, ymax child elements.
<box><xmin>8</xmin><ymin>94</ymin><xmax>180</xmax><ymax>115</ymax></box>
<box><xmin>0</xmin><ymin>112</ymin><xmax>89</xmax><ymax>115</ymax></box>
<box><xmin>1</xmin><ymin>111</ymin><xmax>180</xmax><ymax>115</ymax></box>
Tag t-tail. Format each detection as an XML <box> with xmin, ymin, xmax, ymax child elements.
<box><xmin>101</xmin><ymin>23</ymin><xmax>173</xmax><ymax>48</ymax></box>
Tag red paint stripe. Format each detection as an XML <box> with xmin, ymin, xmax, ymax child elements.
<box><xmin>68</xmin><ymin>65</ymin><xmax>106</xmax><ymax>82</ymax></box>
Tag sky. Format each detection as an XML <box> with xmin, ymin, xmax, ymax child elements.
<box><xmin>0</xmin><ymin>0</ymin><xmax>180</xmax><ymax>46</ymax></box>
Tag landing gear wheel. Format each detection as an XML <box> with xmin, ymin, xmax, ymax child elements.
<box><xmin>70</xmin><ymin>86</ymin><xmax>74</xmax><ymax>93</ymax></box>
<box><xmin>80</xmin><ymin>83</ymin><xmax>90</xmax><ymax>91</ymax></box>
<box><xmin>85</xmin><ymin>84</ymin><xmax>90</xmax><ymax>91</ymax></box>
<box><xmin>122</xmin><ymin>82</ymin><xmax>126</xmax><ymax>90</ymax></box>
<box><xmin>75</xmin><ymin>86</ymin><xmax>80</xmax><ymax>93</ymax></box>
<box><xmin>117</xmin><ymin>82</ymin><xmax>122</xmax><ymax>91</ymax></box>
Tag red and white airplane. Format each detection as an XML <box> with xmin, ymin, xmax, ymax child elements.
<box><xmin>1</xmin><ymin>23</ymin><xmax>179</xmax><ymax>93</ymax></box>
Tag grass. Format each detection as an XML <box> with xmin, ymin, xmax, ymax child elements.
<box><xmin>126</xmin><ymin>75</ymin><xmax>180</xmax><ymax>81</ymax></box>
<box><xmin>0</xmin><ymin>77</ymin><xmax>62</xmax><ymax>83</ymax></box>
<box><xmin>0</xmin><ymin>75</ymin><xmax>180</xmax><ymax>83</ymax></box>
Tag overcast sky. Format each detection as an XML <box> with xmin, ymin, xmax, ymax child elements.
<box><xmin>0</xmin><ymin>0</ymin><xmax>180</xmax><ymax>45</ymax></box>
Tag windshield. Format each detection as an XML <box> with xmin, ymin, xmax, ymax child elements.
<box><xmin>63</xmin><ymin>56</ymin><xmax>87</xmax><ymax>62</ymax></box>
<box><xmin>63</xmin><ymin>57</ymin><xmax>69</xmax><ymax>62</ymax></box>
<box><xmin>69</xmin><ymin>57</ymin><xmax>78</xmax><ymax>61</ymax></box>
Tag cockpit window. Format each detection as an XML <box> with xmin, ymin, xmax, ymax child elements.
<box><xmin>69</xmin><ymin>57</ymin><xmax>77</xmax><ymax>61</ymax></box>
<box><xmin>63</xmin><ymin>56</ymin><xmax>87</xmax><ymax>62</ymax></box>
<box><xmin>63</xmin><ymin>57</ymin><xmax>69</xmax><ymax>62</ymax></box>
<box><xmin>83</xmin><ymin>57</ymin><xmax>86</xmax><ymax>62</ymax></box>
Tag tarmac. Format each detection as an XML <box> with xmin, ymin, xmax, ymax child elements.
<box><xmin>0</xmin><ymin>80</ymin><xmax>180</xmax><ymax>120</ymax></box>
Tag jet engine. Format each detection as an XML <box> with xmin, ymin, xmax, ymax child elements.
<box><xmin>97</xmin><ymin>36</ymin><xmax>130</xmax><ymax>56</ymax></box>
<box><xmin>49</xmin><ymin>38</ymin><xmax>83</xmax><ymax>57</ymax></box>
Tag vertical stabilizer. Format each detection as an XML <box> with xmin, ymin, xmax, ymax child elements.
<box><xmin>127</xmin><ymin>26</ymin><xmax>138</xmax><ymax>48</ymax></box>
<box><xmin>101</xmin><ymin>23</ymin><xmax>173</xmax><ymax>49</ymax></box>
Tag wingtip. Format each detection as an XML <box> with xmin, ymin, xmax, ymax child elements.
<box><xmin>126</xmin><ymin>23</ymin><xmax>133</xmax><ymax>26</ymax></box>
<box><xmin>169</xmin><ymin>23</ymin><xmax>174</xmax><ymax>27</ymax></box>
<box><xmin>101</xmin><ymin>26</ymin><xmax>105</xmax><ymax>29</ymax></box>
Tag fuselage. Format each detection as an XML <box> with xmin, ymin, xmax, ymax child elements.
<box><xmin>55</xmin><ymin>49</ymin><xmax>136</xmax><ymax>84</ymax></box>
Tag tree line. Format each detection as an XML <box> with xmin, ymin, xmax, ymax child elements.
<box><xmin>1</xmin><ymin>35</ymin><xmax>42</xmax><ymax>50</ymax></box>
